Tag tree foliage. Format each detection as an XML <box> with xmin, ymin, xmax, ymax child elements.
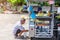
<box><xmin>55</xmin><ymin>0</ymin><xmax>60</xmax><ymax>7</ymax></box>
<box><xmin>0</xmin><ymin>0</ymin><xmax>7</xmax><ymax>4</ymax></box>
<box><xmin>7</xmin><ymin>0</ymin><xmax>26</xmax><ymax>6</ymax></box>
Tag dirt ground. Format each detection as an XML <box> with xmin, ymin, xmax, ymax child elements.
<box><xmin>0</xmin><ymin>14</ymin><xmax>30</xmax><ymax>40</ymax></box>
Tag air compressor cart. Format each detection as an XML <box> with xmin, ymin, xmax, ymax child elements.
<box><xmin>29</xmin><ymin>14</ymin><xmax>54</xmax><ymax>40</ymax></box>
<box><xmin>28</xmin><ymin>0</ymin><xmax>54</xmax><ymax>40</ymax></box>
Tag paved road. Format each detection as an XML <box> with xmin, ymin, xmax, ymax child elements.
<box><xmin>0</xmin><ymin>14</ymin><xmax>30</xmax><ymax>40</ymax></box>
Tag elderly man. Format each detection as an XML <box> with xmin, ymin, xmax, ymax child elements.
<box><xmin>13</xmin><ymin>18</ymin><xmax>28</xmax><ymax>39</ymax></box>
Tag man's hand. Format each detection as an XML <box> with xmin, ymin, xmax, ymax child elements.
<box><xmin>17</xmin><ymin>30</ymin><xmax>28</xmax><ymax>36</ymax></box>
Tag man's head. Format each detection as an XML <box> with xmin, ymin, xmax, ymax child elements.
<box><xmin>20</xmin><ymin>18</ymin><xmax>26</xmax><ymax>24</ymax></box>
<box><xmin>38</xmin><ymin>7</ymin><xmax>42</xmax><ymax>12</ymax></box>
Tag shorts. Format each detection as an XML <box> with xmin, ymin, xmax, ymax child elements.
<box><xmin>15</xmin><ymin>29</ymin><xmax>21</xmax><ymax>37</ymax></box>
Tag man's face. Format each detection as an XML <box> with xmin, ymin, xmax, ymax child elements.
<box><xmin>21</xmin><ymin>20</ymin><xmax>26</xmax><ymax>24</ymax></box>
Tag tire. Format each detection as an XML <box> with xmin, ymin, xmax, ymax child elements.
<box><xmin>31</xmin><ymin>37</ymin><xmax>53</xmax><ymax>40</ymax></box>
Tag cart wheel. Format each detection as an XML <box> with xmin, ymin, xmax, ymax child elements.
<box><xmin>31</xmin><ymin>37</ymin><xmax>53</xmax><ymax>40</ymax></box>
<box><xmin>52</xmin><ymin>36</ymin><xmax>57</xmax><ymax>40</ymax></box>
<box><xmin>31</xmin><ymin>37</ymin><xmax>40</xmax><ymax>40</ymax></box>
<box><xmin>31</xmin><ymin>37</ymin><xmax>33</xmax><ymax>40</ymax></box>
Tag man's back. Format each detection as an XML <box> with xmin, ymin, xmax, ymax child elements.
<box><xmin>13</xmin><ymin>21</ymin><xmax>25</xmax><ymax>35</ymax></box>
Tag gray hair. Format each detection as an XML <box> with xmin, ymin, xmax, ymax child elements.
<box><xmin>20</xmin><ymin>18</ymin><xmax>26</xmax><ymax>21</ymax></box>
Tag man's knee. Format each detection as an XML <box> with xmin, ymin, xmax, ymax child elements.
<box><xmin>15</xmin><ymin>29</ymin><xmax>21</xmax><ymax>37</ymax></box>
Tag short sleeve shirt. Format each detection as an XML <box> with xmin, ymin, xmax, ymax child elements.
<box><xmin>13</xmin><ymin>21</ymin><xmax>25</xmax><ymax>34</ymax></box>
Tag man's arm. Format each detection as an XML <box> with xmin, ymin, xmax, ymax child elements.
<box><xmin>21</xmin><ymin>30</ymin><xmax>28</xmax><ymax>32</ymax></box>
<box><xmin>18</xmin><ymin>30</ymin><xmax>28</xmax><ymax>36</ymax></box>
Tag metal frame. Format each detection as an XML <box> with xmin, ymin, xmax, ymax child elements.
<box><xmin>28</xmin><ymin>0</ymin><xmax>54</xmax><ymax>39</ymax></box>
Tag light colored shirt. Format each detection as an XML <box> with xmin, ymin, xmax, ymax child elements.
<box><xmin>13</xmin><ymin>21</ymin><xmax>25</xmax><ymax>35</ymax></box>
<box><xmin>37</xmin><ymin>13</ymin><xmax>44</xmax><ymax>16</ymax></box>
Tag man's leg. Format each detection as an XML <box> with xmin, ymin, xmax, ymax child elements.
<box><xmin>15</xmin><ymin>29</ymin><xmax>21</xmax><ymax>38</ymax></box>
<box><xmin>15</xmin><ymin>29</ymin><xmax>24</xmax><ymax>39</ymax></box>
